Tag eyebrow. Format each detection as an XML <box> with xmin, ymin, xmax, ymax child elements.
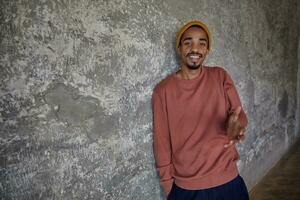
<box><xmin>182</xmin><ymin>37</ymin><xmax>208</xmax><ymax>42</ymax></box>
<box><xmin>182</xmin><ymin>37</ymin><xmax>192</xmax><ymax>41</ymax></box>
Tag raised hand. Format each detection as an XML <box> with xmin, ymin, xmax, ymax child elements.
<box><xmin>224</xmin><ymin>106</ymin><xmax>246</xmax><ymax>148</ymax></box>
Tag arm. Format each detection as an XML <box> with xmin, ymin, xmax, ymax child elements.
<box><xmin>151</xmin><ymin>91</ymin><xmax>174</xmax><ymax>196</ymax></box>
<box><xmin>223</xmin><ymin>70</ymin><xmax>248</xmax><ymax>147</ymax></box>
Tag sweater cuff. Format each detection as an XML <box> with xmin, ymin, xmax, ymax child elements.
<box><xmin>228</xmin><ymin>108</ymin><xmax>248</xmax><ymax>128</ymax></box>
<box><xmin>161</xmin><ymin>178</ymin><xmax>174</xmax><ymax>196</ymax></box>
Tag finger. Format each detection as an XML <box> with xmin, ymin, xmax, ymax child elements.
<box><xmin>235</xmin><ymin>128</ymin><xmax>243</xmax><ymax>140</ymax></box>
<box><xmin>239</xmin><ymin>137</ymin><xmax>245</xmax><ymax>143</ymax></box>
<box><xmin>238</xmin><ymin>134</ymin><xmax>245</xmax><ymax>143</ymax></box>
<box><xmin>234</xmin><ymin>106</ymin><xmax>242</xmax><ymax>115</ymax></box>
<box><xmin>224</xmin><ymin>140</ymin><xmax>234</xmax><ymax>148</ymax></box>
<box><xmin>239</xmin><ymin>129</ymin><xmax>245</xmax><ymax>136</ymax></box>
<box><xmin>238</xmin><ymin>129</ymin><xmax>245</xmax><ymax>142</ymax></box>
<box><xmin>238</xmin><ymin>126</ymin><xmax>246</xmax><ymax>138</ymax></box>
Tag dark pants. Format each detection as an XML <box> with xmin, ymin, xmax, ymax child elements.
<box><xmin>167</xmin><ymin>175</ymin><xmax>249</xmax><ymax>200</ymax></box>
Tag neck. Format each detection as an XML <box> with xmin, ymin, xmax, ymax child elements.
<box><xmin>177</xmin><ymin>65</ymin><xmax>203</xmax><ymax>80</ymax></box>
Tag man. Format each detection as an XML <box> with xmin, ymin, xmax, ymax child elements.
<box><xmin>151</xmin><ymin>20</ymin><xmax>249</xmax><ymax>200</ymax></box>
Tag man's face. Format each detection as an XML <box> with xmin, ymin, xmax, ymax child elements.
<box><xmin>177</xmin><ymin>26</ymin><xmax>209</xmax><ymax>70</ymax></box>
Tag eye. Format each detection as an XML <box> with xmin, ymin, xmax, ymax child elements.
<box><xmin>183</xmin><ymin>41</ymin><xmax>191</xmax><ymax>46</ymax></box>
<box><xmin>200</xmin><ymin>42</ymin><xmax>207</xmax><ymax>47</ymax></box>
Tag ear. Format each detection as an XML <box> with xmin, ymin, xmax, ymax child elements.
<box><xmin>206</xmin><ymin>48</ymin><xmax>210</xmax><ymax>55</ymax></box>
<box><xmin>206</xmin><ymin>48</ymin><xmax>209</xmax><ymax>55</ymax></box>
<box><xmin>176</xmin><ymin>46</ymin><xmax>181</xmax><ymax>55</ymax></box>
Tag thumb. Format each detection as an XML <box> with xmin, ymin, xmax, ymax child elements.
<box><xmin>232</xmin><ymin>106</ymin><xmax>241</xmax><ymax>121</ymax></box>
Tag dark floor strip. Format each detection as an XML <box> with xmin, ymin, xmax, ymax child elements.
<box><xmin>250</xmin><ymin>137</ymin><xmax>300</xmax><ymax>200</ymax></box>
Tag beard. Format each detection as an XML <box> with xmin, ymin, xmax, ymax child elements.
<box><xmin>187</xmin><ymin>62</ymin><xmax>202</xmax><ymax>70</ymax></box>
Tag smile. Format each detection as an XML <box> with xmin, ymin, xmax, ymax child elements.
<box><xmin>187</xmin><ymin>53</ymin><xmax>202</xmax><ymax>59</ymax></box>
<box><xmin>189</xmin><ymin>55</ymin><xmax>200</xmax><ymax>59</ymax></box>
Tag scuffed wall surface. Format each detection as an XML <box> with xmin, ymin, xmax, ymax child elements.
<box><xmin>298</xmin><ymin>36</ymin><xmax>300</xmax><ymax>140</ymax></box>
<box><xmin>0</xmin><ymin>0</ymin><xmax>299</xmax><ymax>199</ymax></box>
<box><xmin>0</xmin><ymin>0</ymin><xmax>177</xmax><ymax>199</ymax></box>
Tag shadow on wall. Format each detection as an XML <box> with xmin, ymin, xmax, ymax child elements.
<box><xmin>297</xmin><ymin>35</ymin><xmax>300</xmax><ymax>137</ymax></box>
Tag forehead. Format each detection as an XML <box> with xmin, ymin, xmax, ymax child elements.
<box><xmin>181</xmin><ymin>26</ymin><xmax>208</xmax><ymax>40</ymax></box>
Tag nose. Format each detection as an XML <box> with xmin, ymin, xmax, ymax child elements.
<box><xmin>191</xmin><ymin>42</ymin><xmax>200</xmax><ymax>53</ymax></box>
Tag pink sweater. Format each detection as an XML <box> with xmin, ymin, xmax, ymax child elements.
<box><xmin>151</xmin><ymin>66</ymin><xmax>248</xmax><ymax>196</ymax></box>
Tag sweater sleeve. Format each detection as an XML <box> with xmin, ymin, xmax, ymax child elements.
<box><xmin>223</xmin><ymin>70</ymin><xmax>248</xmax><ymax>127</ymax></box>
<box><xmin>151</xmin><ymin>90</ymin><xmax>174</xmax><ymax>196</ymax></box>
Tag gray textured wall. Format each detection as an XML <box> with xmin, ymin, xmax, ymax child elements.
<box><xmin>0</xmin><ymin>0</ymin><xmax>299</xmax><ymax>199</ymax></box>
<box><xmin>297</xmin><ymin>32</ymin><xmax>300</xmax><ymax>147</ymax></box>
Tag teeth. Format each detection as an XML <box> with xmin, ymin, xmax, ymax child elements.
<box><xmin>190</xmin><ymin>55</ymin><xmax>199</xmax><ymax>59</ymax></box>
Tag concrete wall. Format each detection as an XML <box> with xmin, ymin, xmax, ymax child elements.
<box><xmin>295</xmin><ymin>21</ymin><xmax>300</xmax><ymax>150</ymax></box>
<box><xmin>297</xmin><ymin>1</ymin><xmax>300</xmax><ymax>147</ymax></box>
<box><xmin>0</xmin><ymin>0</ymin><xmax>299</xmax><ymax>199</ymax></box>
